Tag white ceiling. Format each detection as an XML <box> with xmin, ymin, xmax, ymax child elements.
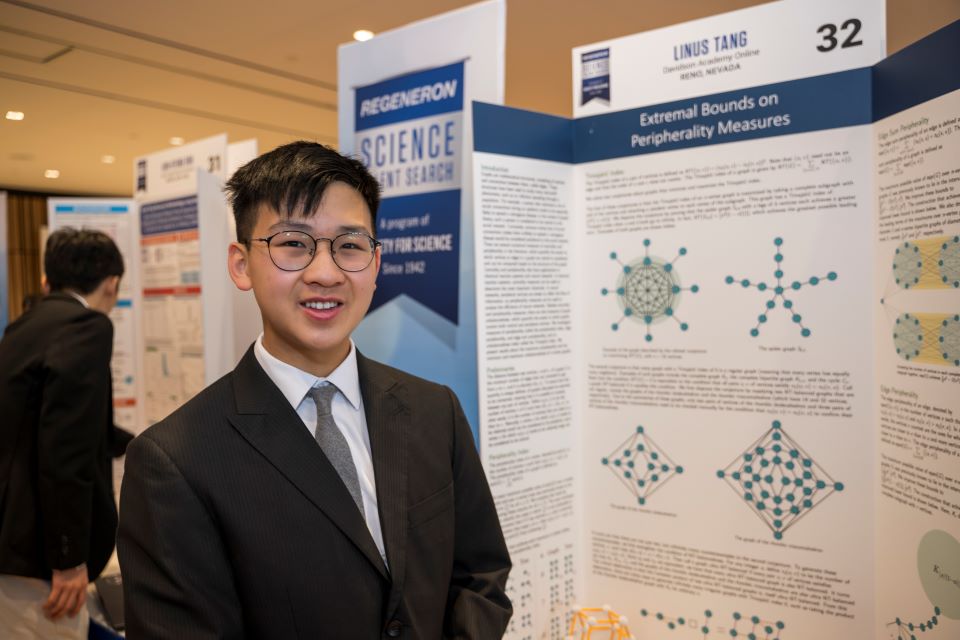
<box><xmin>1</xmin><ymin>0</ymin><xmax>958</xmax><ymax>195</ymax></box>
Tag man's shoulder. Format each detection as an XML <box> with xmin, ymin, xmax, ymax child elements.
<box><xmin>359</xmin><ymin>353</ymin><xmax>451</xmax><ymax>395</ymax></box>
<box><xmin>136</xmin><ymin>371</ymin><xmax>237</xmax><ymax>449</ymax></box>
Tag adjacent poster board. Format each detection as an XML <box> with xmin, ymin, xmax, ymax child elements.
<box><xmin>133</xmin><ymin>134</ymin><xmax>257</xmax><ymax>426</ymax></box>
<box><xmin>473</xmin><ymin>1</ymin><xmax>958</xmax><ymax>638</ymax></box>
<box><xmin>47</xmin><ymin>198</ymin><xmax>142</xmax><ymax>433</ymax></box>
<box><xmin>338</xmin><ymin>0</ymin><xmax>506</xmax><ymax>435</ymax></box>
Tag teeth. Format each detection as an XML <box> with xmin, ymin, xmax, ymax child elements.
<box><xmin>303</xmin><ymin>301</ymin><xmax>339</xmax><ymax>310</ymax></box>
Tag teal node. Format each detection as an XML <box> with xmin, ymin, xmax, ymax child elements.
<box><xmin>656</xmin><ymin>613</ymin><xmax>664</xmax><ymax>620</ymax></box>
<box><xmin>668</xmin><ymin>622</ymin><xmax>675</xmax><ymax>629</ymax></box>
<box><xmin>609</xmin><ymin>251</ymin><xmax>617</xmax><ymax>259</ymax></box>
<box><xmin>816</xmin><ymin>480</ymin><xmax>826</xmax><ymax>489</ymax></box>
<box><xmin>794</xmin><ymin>478</ymin><xmax>803</xmax><ymax>487</ymax></box>
<box><xmin>643</xmin><ymin>238</ymin><xmax>651</xmax><ymax>247</ymax></box>
<box><xmin>775</xmin><ymin>253</ymin><xmax>783</xmax><ymax>262</ymax></box>
<box><xmin>773</xmin><ymin>455</ymin><xmax>782</xmax><ymax>464</ymax></box>
<box><xmin>732</xmin><ymin>471</ymin><xmax>741</xmax><ymax>480</ymax></box>
<box><xmin>741</xmin><ymin>279</ymin><xmax>751</xmax><ymax>287</ymax></box>
<box><xmin>666</xmin><ymin>307</ymin><xmax>674</xmax><ymax>316</ymax></box>
<box><xmin>827</xmin><ymin>272</ymin><xmax>837</xmax><ymax>280</ymax></box>
<box><xmin>751</xmin><ymin>616</ymin><xmax>760</xmax><ymax>624</ymax></box>
<box><xmin>774</xmin><ymin>531</ymin><xmax>783</xmax><ymax>540</ymax></box>
<box><xmin>624</xmin><ymin>471</ymin><xmax>632</xmax><ymax>479</ymax></box>
<box><xmin>680</xmin><ymin>323</ymin><xmax>689</xmax><ymax>331</ymax></box>
<box><xmin>784</xmin><ymin>299</ymin><xmax>793</xmax><ymax>308</ymax></box>
<box><xmin>803</xmin><ymin>470</ymin><xmax>812</xmax><ymax>480</ymax></box>
<box><xmin>679</xmin><ymin>247</ymin><xmax>687</xmax><ymax>255</ymax></box>
<box><xmin>627</xmin><ymin>460</ymin><xmax>634</xmax><ymax>468</ymax></box>
<box><xmin>761</xmin><ymin>490</ymin><xmax>770</xmax><ymax>499</ymax></box>
<box><xmin>676</xmin><ymin>466</ymin><xmax>684</xmax><ymax>473</ymax></box>
<box><xmin>624</xmin><ymin>308</ymin><xmax>633</xmax><ymax>316</ymax></box>
<box><xmin>651</xmin><ymin>451</ymin><xmax>659</xmax><ymax>460</ymax></box>
<box><xmin>636</xmin><ymin>425</ymin><xmax>644</xmax><ymax>433</ymax></box>
<box><xmin>705</xmin><ymin>610</ymin><xmax>713</xmax><ymax>618</ymax></box>
<box><xmin>810</xmin><ymin>276</ymin><xmax>820</xmax><ymax>285</ymax></box>
<box><xmin>745</xmin><ymin>481</ymin><xmax>754</xmax><ymax>489</ymax></box>
<box><xmin>760</xmin><ymin>459</ymin><xmax>770</xmax><ymax>468</ymax></box>
<box><xmin>775</xmin><ymin>286</ymin><xmax>784</xmax><ymax>294</ymax></box>
<box><xmin>764</xmin><ymin>625</ymin><xmax>773</xmax><ymax>634</ymax></box>
<box><xmin>758</xmin><ymin>283</ymin><xmax>768</xmax><ymax>291</ymax></box>
<box><xmin>726</xmin><ymin>276</ymin><xmax>735</xmax><ymax>283</ymax></box>
<box><xmin>776</xmin><ymin>622</ymin><xmax>784</xmax><ymax>629</ymax></box>
<box><xmin>637</xmin><ymin>443</ymin><xmax>645</xmax><ymax>451</ymax></box>
<box><xmin>792</xmin><ymin>313</ymin><xmax>802</xmax><ymax>322</ymax></box>
<box><xmin>623</xmin><ymin>265</ymin><xmax>631</xmax><ymax>273</ymax></box>
<box><xmin>757</xmin><ymin>502</ymin><xmax>766</xmax><ymax>510</ymax></box>
<box><xmin>664</xmin><ymin>263</ymin><xmax>673</xmax><ymax>272</ymax></box>
<box><xmin>601</xmin><ymin>458</ymin><xmax>609</xmax><ymax>465</ymax></box>
<box><xmin>759</xmin><ymin>314</ymin><xmax>767</xmax><ymax>323</ymax></box>
<box><xmin>775</xmin><ymin>269</ymin><xmax>783</xmax><ymax>278</ymax></box>
<box><xmin>678</xmin><ymin>617</ymin><xmax>686</xmax><ymax>625</ymax></box>
<box><xmin>792</xmin><ymin>281</ymin><xmax>801</xmax><ymax>289</ymax></box>
<box><xmin>651</xmin><ymin>474</ymin><xmax>659</xmax><ymax>482</ymax></box>
<box><xmin>614</xmin><ymin>459</ymin><xmax>622</xmax><ymax>466</ymax></box>
<box><xmin>772</xmin><ymin>444</ymin><xmax>781</xmax><ymax>452</ymax></box>
<box><xmin>623</xmin><ymin>449</ymin><xmax>631</xmax><ymax>457</ymax></box>
<box><xmin>672</xmin><ymin>285</ymin><xmax>681</xmax><ymax>294</ymax></box>
<box><xmin>785</xmin><ymin>461</ymin><xmax>795</xmax><ymax>470</ymax></box>
<box><xmin>755</xmin><ymin>446</ymin><xmax>765</xmax><ymax>455</ymax></box>
<box><xmin>637</xmin><ymin>479</ymin><xmax>645</xmax><ymax>487</ymax></box>
<box><xmin>638</xmin><ymin>496</ymin><xmax>646</xmax><ymax>505</ymax></box>
<box><xmin>647</xmin><ymin>462</ymin><xmax>656</xmax><ymax>471</ymax></box>
<box><xmin>766</xmin><ymin>300</ymin><xmax>775</xmax><ymax>309</ymax></box>
<box><xmin>643</xmin><ymin>256</ymin><xmax>652</xmax><ymax>266</ymax></box>
<box><xmin>733</xmin><ymin>612</ymin><xmax>742</xmax><ymax>620</ymax></box>
<box><xmin>645</xmin><ymin>334</ymin><xmax>653</xmax><ymax>342</ymax></box>
<box><xmin>764</xmin><ymin>475</ymin><xmax>774</xmax><ymax>483</ymax></box>
<box><xmin>773</xmin><ymin>507</ymin><xmax>783</xmax><ymax>515</ymax></box>
<box><xmin>772</xmin><ymin>420</ymin><xmax>781</xmax><ymax>429</ymax></box>
<box><xmin>774</xmin><ymin>238</ymin><xmax>783</xmax><ymax>246</ymax></box>
<box><xmin>644</xmin><ymin>315</ymin><xmax>652</xmax><ymax>324</ymax></box>
<box><xmin>744</xmin><ymin>492</ymin><xmax>753</xmax><ymax>501</ymax></box>
<box><xmin>641</xmin><ymin>609</ymin><xmax>649</xmax><ymax>617</ymax></box>
<box><xmin>611</xmin><ymin>323</ymin><xmax>619</xmax><ymax>331</ymax></box>
<box><xmin>781</xmin><ymin>477</ymin><xmax>791</xmax><ymax>486</ymax></box>
<box><xmin>803</xmin><ymin>487</ymin><xmax>812</xmax><ymax>497</ymax></box>
<box><xmin>703</xmin><ymin>627</ymin><xmax>710</xmax><ymax>634</ymax></box>
<box><xmin>661</xmin><ymin>464</ymin><xmax>670</xmax><ymax>472</ymax></box>
<box><xmin>834</xmin><ymin>482</ymin><xmax>844</xmax><ymax>490</ymax></box>
<box><xmin>717</xmin><ymin>470</ymin><xmax>726</xmax><ymax>478</ymax></box>
<box><xmin>601</xmin><ymin>288</ymin><xmax>609</xmax><ymax>295</ymax></box>
<box><xmin>691</xmin><ymin>285</ymin><xmax>699</xmax><ymax>292</ymax></box>
<box><xmin>803</xmin><ymin>458</ymin><xmax>812</xmax><ymax>467</ymax></box>
<box><xmin>750</xmin><ymin>328</ymin><xmax>759</xmax><ymax>337</ymax></box>
<box><xmin>617</xmin><ymin>287</ymin><xmax>625</xmax><ymax>295</ymax></box>
<box><xmin>803</xmin><ymin>499</ymin><xmax>812</xmax><ymax>508</ymax></box>
<box><xmin>730</xmin><ymin>631</ymin><xmax>737</xmax><ymax>637</ymax></box>
<box><xmin>801</xmin><ymin>328</ymin><xmax>811</xmax><ymax>337</ymax></box>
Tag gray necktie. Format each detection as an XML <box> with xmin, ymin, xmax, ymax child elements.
<box><xmin>308</xmin><ymin>384</ymin><xmax>365</xmax><ymax>516</ymax></box>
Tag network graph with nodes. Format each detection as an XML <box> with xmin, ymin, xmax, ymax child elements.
<box><xmin>638</xmin><ymin>608</ymin><xmax>786</xmax><ymax>639</ymax></box>
<box><xmin>602</xmin><ymin>239</ymin><xmax>699</xmax><ymax>342</ymax></box>
<box><xmin>716</xmin><ymin>420</ymin><xmax>844</xmax><ymax>540</ymax></box>
<box><xmin>724</xmin><ymin>237</ymin><xmax>838</xmax><ymax>337</ymax></box>
<box><xmin>886</xmin><ymin>606</ymin><xmax>942</xmax><ymax>640</ymax></box>
<box><xmin>601</xmin><ymin>425</ymin><xmax>683</xmax><ymax>506</ymax></box>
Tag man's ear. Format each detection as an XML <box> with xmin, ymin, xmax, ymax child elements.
<box><xmin>228</xmin><ymin>242</ymin><xmax>253</xmax><ymax>291</ymax></box>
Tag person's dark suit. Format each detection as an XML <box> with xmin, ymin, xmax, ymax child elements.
<box><xmin>0</xmin><ymin>293</ymin><xmax>118</xmax><ymax>581</ymax></box>
<box><xmin>117</xmin><ymin>347</ymin><xmax>511</xmax><ymax>639</ymax></box>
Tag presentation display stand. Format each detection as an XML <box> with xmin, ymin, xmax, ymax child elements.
<box><xmin>469</xmin><ymin>1</ymin><xmax>959</xmax><ymax>638</ymax></box>
<box><xmin>338</xmin><ymin>0</ymin><xmax>506</xmax><ymax>436</ymax></box>
<box><xmin>133</xmin><ymin>134</ymin><xmax>259</xmax><ymax>427</ymax></box>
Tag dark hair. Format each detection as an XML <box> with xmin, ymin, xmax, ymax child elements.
<box><xmin>44</xmin><ymin>228</ymin><xmax>124</xmax><ymax>294</ymax></box>
<box><xmin>224</xmin><ymin>141</ymin><xmax>381</xmax><ymax>244</ymax></box>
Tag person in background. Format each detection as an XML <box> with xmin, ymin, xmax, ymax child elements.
<box><xmin>0</xmin><ymin>228</ymin><xmax>124</xmax><ymax>639</ymax></box>
<box><xmin>118</xmin><ymin>141</ymin><xmax>512</xmax><ymax>638</ymax></box>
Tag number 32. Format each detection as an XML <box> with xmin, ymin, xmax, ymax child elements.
<box><xmin>817</xmin><ymin>18</ymin><xmax>863</xmax><ymax>52</ymax></box>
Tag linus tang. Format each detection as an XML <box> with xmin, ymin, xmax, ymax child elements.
<box><xmin>359</xmin><ymin>122</ymin><xmax>457</xmax><ymax>169</ymax></box>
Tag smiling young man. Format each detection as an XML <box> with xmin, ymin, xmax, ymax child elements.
<box><xmin>117</xmin><ymin>141</ymin><xmax>512</xmax><ymax>639</ymax></box>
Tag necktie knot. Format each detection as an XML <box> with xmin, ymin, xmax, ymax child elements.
<box><xmin>308</xmin><ymin>384</ymin><xmax>338</xmax><ymax>417</ymax></box>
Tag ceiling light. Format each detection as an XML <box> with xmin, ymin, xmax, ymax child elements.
<box><xmin>44</xmin><ymin>169</ymin><xmax>60</xmax><ymax>179</ymax></box>
<box><xmin>5</xmin><ymin>111</ymin><xmax>24</xmax><ymax>121</ymax></box>
<box><xmin>101</xmin><ymin>155</ymin><xmax>116</xmax><ymax>164</ymax></box>
<box><xmin>353</xmin><ymin>29</ymin><xmax>375</xmax><ymax>42</ymax></box>
<box><xmin>169</xmin><ymin>136</ymin><xmax>185</xmax><ymax>146</ymax></box>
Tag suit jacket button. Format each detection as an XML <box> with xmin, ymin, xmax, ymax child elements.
<box><xmin>385</xmin><ymin>620</ymin><xmax>403</xmax><ymax>637</ymax></box>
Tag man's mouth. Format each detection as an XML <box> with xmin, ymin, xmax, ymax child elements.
<box><xmin>301</xmin><ymin>300</ymin><xmax>342</xmax><ymax>310</ymax></box>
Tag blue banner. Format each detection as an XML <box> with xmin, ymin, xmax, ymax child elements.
<box><xmin>355</xmin><ymin>61</ymin><xmax>464</xmax><ymax>132</ymax></box>
<box><xmin>574</xmin><ymin>68</ymin><xmax>872</xmax><ymax>163</ymax></box>
<box><xmin>140</xmin><ymin>195</ymin><xmax>198</xmax><ymax>236</ymax></box>
<box><xmin>372</xmin><ymin>189</ymin><xmax>460</xmax><ymax>323</ymax></box>
<box><xmin>581</xmin><ymin>48</ymin><xmax>611</xmax><ymax>106</ymax></box>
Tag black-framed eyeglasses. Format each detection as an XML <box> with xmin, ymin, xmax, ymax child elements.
<box><xmin>251</xmin><ymin>230</ymin><xmax>381</xmax><ymax>272</ymax></box>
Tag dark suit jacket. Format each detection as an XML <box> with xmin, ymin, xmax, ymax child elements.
<box><xmin>117</xmin><ymin>347</ymin><xmax>511</xmax><ymax>639</ymax></box>
<box><xmin>0</xmin><ymin>293</ymin><xmax>118</xmax><ymax>581</ymax></box>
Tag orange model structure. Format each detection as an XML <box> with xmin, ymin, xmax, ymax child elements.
<box><xmin>568</xmin><ymin>604</ymin><xmax>635</xmax><ymax>639</ymax></box>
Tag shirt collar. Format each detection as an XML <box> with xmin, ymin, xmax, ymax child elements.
<box><xmin>253</xmin><ymin>335</ymin><xmax>362</xmax><ymax>411</ymax></box>
<box><xmin>65</xmin><ymin>290</ymin><xmax>90</xmax><ymax>308</ymax></box>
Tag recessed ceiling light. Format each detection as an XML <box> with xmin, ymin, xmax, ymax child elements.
<box><xmin>101</xmin><ymin>155</ymin><xmax>116</xmax><ymax>164</ymax></box>
<box><xmin>44</xmin><ymin>169</ymin><xmax>60</xmax><ymax>179</ymax></box>
<box><xmin>5</xmin><ymin>111</ymin><xmax>25</xmax><ymax>121</ymax></box>
<box><xmin>353</xmin><ymin>29</ymin><xmax>375</xmax><ymax>42</ymax></box>
<box><xmin>169</xmin><ymin>136</ymin><xmax>185</xmax><ymax>146</ymax></box>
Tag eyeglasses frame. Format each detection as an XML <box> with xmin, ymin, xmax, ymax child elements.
<box><xmin>250</xmin><ymin>230</ymin><xmax>382</xmax><ymax>273</ymax></box>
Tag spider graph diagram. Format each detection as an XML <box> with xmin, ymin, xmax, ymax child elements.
<box><xmin>724</xmin><ymin>237</ymin><xmax>837</xmax><ymax>337</ymax></box>
<box><xmin>602</xmin><ymin>239</ymin><xmax>699</xmax><ymax>342</ymax></box>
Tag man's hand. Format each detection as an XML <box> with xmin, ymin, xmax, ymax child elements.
<box><xmin>43</xmin><ymin>563</ymin><xmax>88</xmax><ymax>620</ymax></box>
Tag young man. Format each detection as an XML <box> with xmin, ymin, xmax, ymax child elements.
<box><xmin>118</xmin><ymin>142</ymin><xmax>512</xmax><ymax>638</ymax></box>
<box><xmin>0</xmin><ymin>228</ymin><xmax>124</xmax><ymax>639</ymax></box>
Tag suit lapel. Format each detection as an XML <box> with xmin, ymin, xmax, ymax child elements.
<box><xmin>358</xmin><ymin>353</ymin><xmax>409</xmax><ymax>614</ymax></box>
<box><xmin>227</xmin><ymin>348</ymin><xmax>388</xmax><ymax>579</ymax></box>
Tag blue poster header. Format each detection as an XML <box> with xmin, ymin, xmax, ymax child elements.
<box><xmin>140</xmin><ymin>195</ymin><xmax>198</xmax><ymax>236</ymax></box>
<box><xmin>55</xmin><ymin>204</ymin><xmax>129</xmax><ymax>213</ymax></box>
<box><xmin>574</xmin><ymin>68</ymin><xmax>872</xmax><ymax>163</ymax></box>
<box><xmin>355</xmin><ymin>61</ymin><xmax>464</xmax><ymax>132</ymax></box>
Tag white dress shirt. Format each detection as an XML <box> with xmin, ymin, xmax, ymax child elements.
<box><xmin>253</xmin><ymin>335</ymin><xmax>387</xmax><ymax>565</ymax></box>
